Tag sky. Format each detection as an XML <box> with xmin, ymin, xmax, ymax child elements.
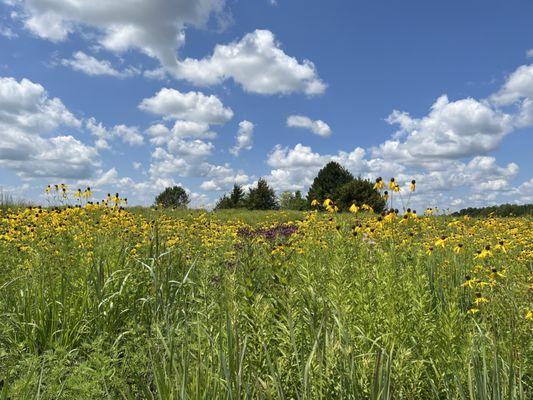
<box><xmin>0</xmin><ymin>0</ymin><xmax>532</xmax><ymax>210</ymax></box>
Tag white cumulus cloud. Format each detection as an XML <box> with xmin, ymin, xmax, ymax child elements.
<box><xmin>0</xmin><ymin>76</ymin><xmax>98</xmax><ymax>179</ymax></box>
<box><xmin>12</xmin><ymin>0</ymin><xmax>226</xmax><ymax>71</ymax></box>
<box><xmin>61</xmin><ymin>51</ymin><xmax>139</xmax><ymax>78</ymax></box>
<box><xmin>286</xmin><ymin>114</ymin><xmax>331</xmax><ymax>137</ymax></box>
<box><xmin>139</xmin><ymin>88</ymin><xmax>233</xmax><ymax>124</ymax></box>
<box><xmin>230</xmin><ymin>120</ymin><xmax>254</xmax><ymax>156</ymax></box>
<box><xmin>176</xmin><ymin>30</ymin><xmax>326</xmax><ymax>95</ymax></box>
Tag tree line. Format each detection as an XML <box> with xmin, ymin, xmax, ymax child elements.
<box><xmin>155</xmin><ymin>161</ymin><xmax>386</xmax><ymax>211</ymax></box>
<box><xmin>452</xmin><ymin>203</ymin><xmax>532</xmax><ymax>217</ymax></box>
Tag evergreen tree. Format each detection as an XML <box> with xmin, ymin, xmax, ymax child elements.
<box><xmin>214</xmin><ymin>194</ymin><xmax>233</xmax><ymax>210</ymax></box>
<box><xmin>155</xmin><ymin>186</ymin><xmax>190</xmax><ymax>208</ymax></box>
<box><xmin>229</xmin><ymin>184</ymin><xmax>245</xmax><ymax>207</ymax></box>
<box><xmin>214</xmin><ymin>184</ymin><xmax>246</xmax><ymax>210</ymax></box>
<box><xmin>336</xmin><ymin>178</ymin><xmax>386</xmax><ymax>212</ymax></box>
<box><xmin>246</xmin><ymin>178</ymin><xmax>278</xmax><ymax>210</ymax></box>
<box><xmin>307</xmin><ymin>161</ymin><xmax>354</xmax><ymax>204</ymax></box>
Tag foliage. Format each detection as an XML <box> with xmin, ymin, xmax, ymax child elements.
<box><xmin>215</xmin><ymin>184</ymin><xmax>246</xmax><ymax>210</ymax></box>
<box><xmin>155</xmin><ymin>185</ymin><xmax>190</xmax><ymax>209</ymax></box>
<box><xmin>279</xmin><ymin>190</ymin><xmax>308</xmax><ymax>210</ymax></box>
<box><xmin>307</xmin><ymin>161</ymin><xmax>354</xmax><ymax>204</ymax></box>
<box><xmin>0</xmin><ymin>204</ymin><xmax>531</xmax><ymax>398</ymax></box>
<box><xmin>453</xmin><ymin>203</ymin><xmax>533</xmax><ymax>217</ymax></box>
<box><xmin>246</xmin><ymin>178</ymin><xmax>279</xmax><ymax>210</ymax></box>
<box><xmin>336</xmin><ymin>178</ymin><xmax>386</xmax><ymax>212</ymax></box>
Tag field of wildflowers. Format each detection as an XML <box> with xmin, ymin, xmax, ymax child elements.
<box><xmin>0</xmin><ymin>187</ymin><xmax>531</xmax><ymax>399</ymax></box>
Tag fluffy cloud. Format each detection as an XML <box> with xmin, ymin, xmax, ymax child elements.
<box><xmin>0</xmin><ymin>76</ymin><xmax>98</xmax><ymax>179</ymax></box>
<box><xmin>3</xmin><ymin>135</ymin><xmax>98</xmax><ymax>179</ymax></box>
<box><xmin>176</xmin><ymin>30</ymin><xmax>326</xmax><ymax>95</ymax></box>
<box><xmin>286</xmin><ymin>114</ymin><xmax>331</xmax><ymax>137</ymax></box>
<box><xmin>375</xmin><ymin>95</ymin><xmax>513</xmax><ymax>163</ymax></box>
<box><xmin>490</xmin><ymin>64</ymin><xmax>533</xmax><ymax>128</ymax></box>
<box><xmin>146</xmin><ymin>121</ymin><xmax>217</xmax><ymax>144</ymax></box>
<box><xmin>78</xmin><ymin>168</ymin><xmax>211</xmax><ymax>207</ymax></box>
<box><xmin>491</xmin><ymin>64</ymin><xmax>533</xmax><ymax>105</ymax></box>
<box><xmin>0</xmin><ymin>76</ymin><xmax>80</xmax><ymax>132</ymax></box>
<box><xmin>12</xmin><ymin>0</ymin><xmax>225</xmax><ymax>70</ymax></box>
<box><xmin>139</xmin><ymin>88</ymin><xmax>233</xmax><ymax>124</ymax></box>
<box><xmin>140</xmin><ymin>88</ymin><xmax>231</xmax><ymax>177</ymax></box>
<box><xmin>508</xmin><ymin>178</ymin><xmax>533</xmax><ymax>203</ymax></box>
<box><xmin>61</xmin><ymin>51</ymin><xmax>139</xmax><ymax>78</ymax></box>
<box><xmin>268</xmin><ymin>143</ymin><xmax>324</xmax><ymax>169</ymax></box>
<box><xmin>86</xmin><ymin>118</ymin><xmax>144</xmax><ymax>149</ymax></box>
<box><xmin>200</xmin><ymin>171</ymin><xmax>249</xmax><ymax>191</ymax></box>
<box><xmin>230</xmin><ymin>120</ymin><xmax>254</xmax><ymax>156</ymax></box>
<box><xmin>262</xmin><ymin>140</ymin><xmax>520</xmax><ymax>211</ymax></box>
<box><xmin>10</xmin><ymin>4</ymin><xmax>325</xmax><ymax>95</ymax></box>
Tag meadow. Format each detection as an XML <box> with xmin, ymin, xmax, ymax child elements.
<box><xmin>0</xmin><ymin>204</ymin><xmax>531</xmax><ymax>399</ymax></box>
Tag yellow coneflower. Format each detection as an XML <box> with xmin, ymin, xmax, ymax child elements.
<box><xmin>493</xmin><ymin>240</ymin><xmax>507</xmax><ymax>253</ymax></box>
<box><xmin>45</xmin><ymin>185</ymin><xmax>51</xmax><ymax>194</ymax></box>
<box><xmin>361</xmin><ymin>204</ymin><xmax>373</xmax><ymax>213</ymax></box>
<box><xmin>409</xmin><ymin>179</ymin><xmax>416</xmax><ymax>192</ymax></box>
<box><xmin>323</xmin><ymin>198</ymin><xmax>333</xmax><ymax>208</ymax></box>
<box><xmin>462</xmin><ymin>275</ymin><xmax>476</xmax><ymax>288</ymax></box>
<box><xmin>373</xmin><ymin>177</ymin><xmax>385</xmax><ymax>190</ymax></box>
<box><xmin>349</xmin><ymin>203</ymin><xmax>359</xmax><ymax>213</ymax></box>
<box><xmin>384</xmin><ymin>212</ymin><xmax>396</xmax><ymax>223</ymax></box>
<box><xmin>474</xmin><ymin>245</ymin><xmax>492</xmax><ymax>259</ymax></box>
<box><xmin>467</xmin><ymin>308</ymin><xmax>480</xmax><ymax>315</ymax></box>
<box><xmin>311</xmin><ymin>199</ymin><xmax>320</xmax><ymax>207</ymax></box>
<box><xmin>388</xmin><ymin>177</ymin><xmax>396</xmax><ymax>190</ymax></box>
<box><xmin>453</xmin><ymin>243</ymin><xmax>463</xmax><ymax>253</ymax></box>
<box><xmin>383</xmin><ymin>190</ymin><xmax>389</xmax><ymax>201</ymax></box>
<box><xmin>473</xmin><ymin>292</ymin><xmax>488</xmax><ymax>305</ymax></box>
<box><xmin>435</xmin><ymin>235</ymin><xmax>447</xmax><ymax>248</ymax></box>
<box><xmin>82</xmin><ymin>187</ymin><xmax>93</xmax><ymax>199</ymax></box>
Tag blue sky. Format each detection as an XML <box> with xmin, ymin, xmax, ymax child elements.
<box><xmin>0</xmin><ymin>0</ymin><xmax>532</xmax><ymax>209</ymax></box>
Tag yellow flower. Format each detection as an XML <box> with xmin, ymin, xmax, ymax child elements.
<box><xmin>349</xmin><ymin>204</ymin><xmax>359</xmax><ymax>213</ymax></box>
<box><xmin>82</xmin><ymin>187</ymin><xmax>93</xmax><ymax>199</ymax></box>
<box><xmin>467</xmin><ymin>308</ymin><xmax>480</xmax><ymax>315</ymax></box>
<box><xmin>453</xmin><ymin>243</ymin><xmax>463</xmax><ymax>253</ymax></box>
<box><xmin>435</xmin><ymin>235</ymin><xmax>447</xmax><ymax>248</ymax></box>
<box><xmin>474</xmin><ymin>245</ymin><xmax>492</xmax><ymax>259</ymax></box>
<box><xmin>373</xmin><ymin>177</ymin><xmax>385</xmax><ymax>190</ymax></box>
<box><xmin>409</xmin><ymin>180</ymin><xmax>416</xmax><ymax>192</ymax></box>
<box><xmin>361</xmin><ymin>204</ymin><xmax>373</xmax><ymax>213</ymax></box>
<box><xmin>462</xmin><ymin>276</ymin><xmax>476</xmax><ymax>288</ymax></box>
<box><xmin>474</xmin><ymin>295</ymin><xmax>488</xmax><ymax>305</ymax></box>
<box><xmin>383</xmin><ymin>191</ymin><xmax>389</xmax><ymax>201</ymax></box>
<box><xmin>526</xmin><ymin>310</ymin><xmax>533</xmax><ymax>321</ymax></box>
<box><xmin>323</xmin><ymin>198</ymin><xmax>333</xmax><ymax>208</ymax></box>
<box><xmin>388</xmin><ymin>178</ymin><xmax>396</xmax><ymax>190</ymax></box>
<box><xmin>311</xmin><ymin>199</ymin><xmax>320</xmax><ymax>207</ymax></box>
<box><xmin>493</xmin><ymin>240</ymin><xmax>507</xmax><ymax>253</ymax></box>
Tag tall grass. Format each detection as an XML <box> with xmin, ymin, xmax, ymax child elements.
<box><xmin>0</xmin><ymin>209</ymin><xmax>530</xmax><ymax>399</ymax></box>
